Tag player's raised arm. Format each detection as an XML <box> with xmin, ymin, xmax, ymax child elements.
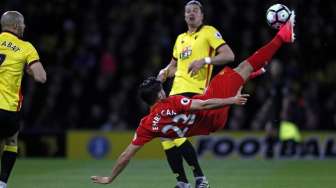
<box><xmin>91</xmin><ymin>143</ymin><xmax>142</xmax><ymax>184</ymax></box>
<box><xmin>157</xmin><ymin>58</ymin><xmax>177</xmax><ymax>82</ymax></box>
<box><xmin>27</xmin><ymin>61</ymin><xmax>47</xmax><ymax>83</ymax></box>
<box><xmin>190</xmin><ymin>90</ymin><xmax>249</xmax><ymax>110</ymax></box>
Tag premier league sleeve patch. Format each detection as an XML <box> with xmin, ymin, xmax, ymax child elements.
<box><xmin>180</xmin><ymin>98</ymin><xmax>191</xmax><ymax>105</ymax></box>
<box><xmin>215</xmin><ymin>31</ymin><xmax>222</xmax><ymax>39</ymax></box>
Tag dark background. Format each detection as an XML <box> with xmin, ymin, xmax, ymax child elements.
<box><xmin>1</xmin><ymin>0</ymin><xmax>335</xmax><ymax>134</ymax></box>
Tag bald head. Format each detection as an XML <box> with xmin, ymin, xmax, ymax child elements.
<box><xmin>1</xmin><ymin>11</ymin><xmax>25</xmax><ymax>37</ymax></box>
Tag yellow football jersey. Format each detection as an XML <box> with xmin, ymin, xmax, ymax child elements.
<box><xmin>170</xmin><ymin>25</ymin><xmax>225</xmax><ymax>96</ymax></box>
<box><xmin>0</xmin><ymin>32</ymin><xmax>39</xmax><ymax>111</ymax></box>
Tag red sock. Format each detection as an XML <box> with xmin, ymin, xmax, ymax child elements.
<box><xmin>249</xmin><ymin>68</ymin><xmax>266</xmax><ymax>80</ymax></box>
<box><xmin>247</xmin><ymin>35</ymin><xmax>283</xmax><ymax>71</ymax></box>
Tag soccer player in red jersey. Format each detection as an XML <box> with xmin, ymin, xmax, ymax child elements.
<box><xmin>91</xmin><ymin>12</ymin><xmax>295</xmax><ymax>185</ymax></box>
<box><xmin>157</xmin><ymin>1</ymin><xmax>235</xmax><ymax>186</ymax></box>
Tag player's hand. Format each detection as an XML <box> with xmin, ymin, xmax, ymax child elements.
<box><xmin>233</xmin><ymin>87</ymin><xmax>249</xmax><ymax>105</ymax></box>
<box><xmin>188</xmin><ymin>59</ymin><xmax>205</xmax><ymax>76</ymax></box>
<box><xmin>91</xmin><ymin>176</ymin><xmax>113</xmax><ymax>184</ymax></box>
<box><xmin>233</xmin><ymin>94</ymin><xmax>249</xmax><ymax>105</ymax></box>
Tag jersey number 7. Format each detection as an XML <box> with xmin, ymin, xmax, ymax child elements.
<box><xmin>0</xmin><ymin>54</ymin><xmax>6</xmax><ymax>65</ymax></box>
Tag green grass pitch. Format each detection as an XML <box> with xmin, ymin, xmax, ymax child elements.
<box><xmin>9</xmin><ymin>159</ymin><xmax>336</xmax><ymax>188</ymax></box>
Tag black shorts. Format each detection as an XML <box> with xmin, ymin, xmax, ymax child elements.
<box><xmin>0</xmin><ymin>109</ymin><xmax>20</xmax><ymax>139</ymax></box>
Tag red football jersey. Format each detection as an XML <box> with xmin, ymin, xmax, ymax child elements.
<box><xmin>132</xmin><ymin>67</ymin><xmax>245</xmax><ymax>146</ymax></box>
<box><xmin>132</xmin><ymin>95</ymin><xmax>230</xmax><ymax>145</ymax></box>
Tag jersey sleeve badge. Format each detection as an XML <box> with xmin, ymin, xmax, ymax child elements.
<box><xmin>180</xmin><ymin>98</ymin><xmax>191</xmax><ymax>105</ymax></box>
<box><xmin>215</xmin><ymin>31</ymin><xmax>223</xmax><ymax>39</ymax></box>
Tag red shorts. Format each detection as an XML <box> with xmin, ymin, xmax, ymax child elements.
<box><xmin>190</xmin><ymin>67</ymin><xmax>245</xmax><ymax>135</ymax></box>
<box><xmin>204</xmin><ymin>67</ymin><xmax>244</xmax><ymax>99</ymax></box>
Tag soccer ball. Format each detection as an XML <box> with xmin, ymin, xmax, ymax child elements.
<box><xmin>266</xmin><ymin>4</ymin><xmax>291</xmax><ymax>29</ymax></box>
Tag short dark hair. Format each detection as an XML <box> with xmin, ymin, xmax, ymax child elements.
<box><xmin>185</xmin><ymin>0</ymin><xmax>204</xmax><ymax>13</ymax></box>
<box><xmin>138</xmin><ymin>77</ymin><xmax>162</xmax><ymax>105</ymax></box>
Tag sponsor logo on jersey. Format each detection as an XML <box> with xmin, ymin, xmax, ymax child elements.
<box><xmin>179</xmin><ymin>46</ymin><xmax>192</xmax><ymax>60</ymax></box>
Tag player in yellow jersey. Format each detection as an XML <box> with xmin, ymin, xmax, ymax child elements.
<box><xmin>0</xmin><ymin>11</ymin><xmax>47</xmax><ymax>188</ymax></box>
<box><xmin>157</xmin><ymin>1</ymin><xmax>235</xmax><ymax>188</ymax></box>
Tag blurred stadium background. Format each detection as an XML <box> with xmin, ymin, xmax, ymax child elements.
<box><xmin>1</xmin><ymin>0</ymin><xmax>336</xmax><ymax>187</ymax></box>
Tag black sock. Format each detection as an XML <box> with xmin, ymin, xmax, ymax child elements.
<box><xmin>164</xmin><ymin>146</ymin><xmax>188</xmax><ymax>183</ymax></box>
<box><xmin>0</xmin><ymin>151</ymin><xmax>18</xmax><ymax>183</ymax></box>
<box><xmin>178</xmin><ymin>140</ymin><xmax>204</xmax><ymax>177</ymax></box>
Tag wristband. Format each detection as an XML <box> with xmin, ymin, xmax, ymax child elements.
<box><xmin>204</xmin><ymin>57</ymin><xmax>211</xmax><ymax>64</ymax></box>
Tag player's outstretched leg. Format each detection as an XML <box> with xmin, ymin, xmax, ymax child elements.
<box><xmin>246</xmin><ymin>11</ymin><xmax>295</xmax><ymax>72</ymax></box>
<box><xmin>232</xmin><ymin>11</ymin><xmax>295</xmax><ymax>81</ymax></box>
<box><xmin>277</xmin><ymin>11</ymin><xmax>296</xmax><ymax>43</ymax></box>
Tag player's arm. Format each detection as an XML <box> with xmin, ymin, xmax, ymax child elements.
<box><xmin>209</xmin><ymin>44</ymin><xmax>235</xmax><ymax>65</ymax></box>
<box><xmin>190</xmin><ymin>90</ymin><xmax>249</xmax><ymax>110</ymax></box>
<box><xmin>26</xmin><ymin>61</ymin><xmax>47</xmax><ymax>83</ymax></box>
<box><xmin>157</xmin><ymin>58</ymin><xmax>177</xmax><ymax>82</ymax></box>
<box><xmin>188</xmin><ymin>44</ymin><xmax>235</xmax><ymax>76</ymax></box>
<box><xmin>91</xmin><ymin>143</ymin><xmax>143</xmax><ymax>184</ymax></box>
